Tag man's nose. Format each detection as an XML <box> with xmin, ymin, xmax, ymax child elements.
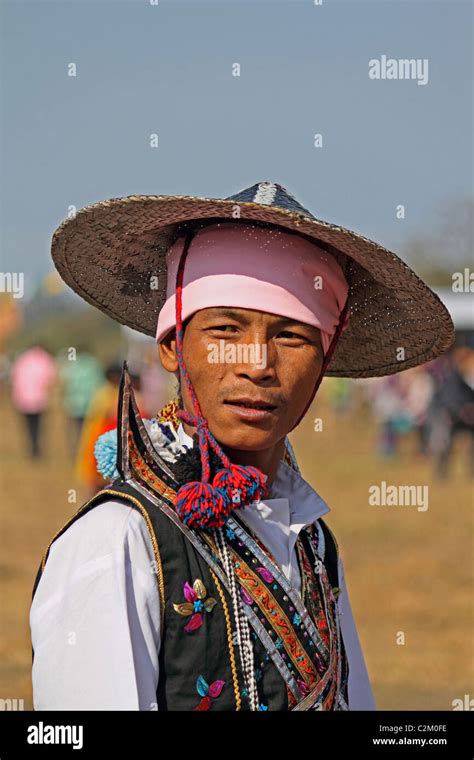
<box><xmin>232</xmin><ymin>336</ymin><xmax>276</xmax><ymax>382</ymax></box>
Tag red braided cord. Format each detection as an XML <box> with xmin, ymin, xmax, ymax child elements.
<box><xmin>174</xmin><ymin>230</ymin><xmax>232</xmax><ymax>482</ymax></box>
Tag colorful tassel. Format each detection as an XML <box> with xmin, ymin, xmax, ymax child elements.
<box><xmin>175</xmin><ymin>481</ymin><xmax>231</xmax><ymax>530</ymax></box>
<box><xmin>213</xmin><ymin>464</ymin><xmax>268</xmax><ymax>506</ymax></box>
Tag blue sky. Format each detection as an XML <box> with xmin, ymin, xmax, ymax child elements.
<box><xmin>1</xmin><ymin>0</ymin><xmax>472</xmax><ymax>298</ymax></box>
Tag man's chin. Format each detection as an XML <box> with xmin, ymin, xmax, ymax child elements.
<box><xmin>209</xmin><ymin>417</ymin><xmax>285</xmax><ymax>453</ymax></box>
<box><xmin>215</xmin><ymin>438</ymin><xmax>280</xmax><ymax>454</ymax></box>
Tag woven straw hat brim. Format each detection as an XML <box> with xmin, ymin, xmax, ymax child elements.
<box><xmin>51</xmin><ymin>193</ymin><xmax>454</xmax><ymax>378</ymax></box>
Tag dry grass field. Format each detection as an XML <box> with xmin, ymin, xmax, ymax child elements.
<box><xmin>1</xmin><ymin>382</ymin><xmax>472</xmax><ymax>710</ymax></box>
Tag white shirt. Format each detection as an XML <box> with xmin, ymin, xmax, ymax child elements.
<box><xmin>30</xmin><ymin>424</ymin><xmax>376</xmax><ymax>711</ymax></box>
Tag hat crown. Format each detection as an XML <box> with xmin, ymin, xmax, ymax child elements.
<box><xmin>226</xmin><ymin>181</ymin><xmax>314</xmax><ymax>218</ymax></box>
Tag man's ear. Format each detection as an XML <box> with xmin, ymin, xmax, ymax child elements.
<box><xmin>158</xmin><ymin>329</ymin><xmax>179</xmax><ymax>373</ymax></box>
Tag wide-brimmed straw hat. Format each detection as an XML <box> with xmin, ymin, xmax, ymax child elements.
<box><xmin>51</xmin><ymin>180</ymin><xmax>454</xmax><ymax>378</ymax></box>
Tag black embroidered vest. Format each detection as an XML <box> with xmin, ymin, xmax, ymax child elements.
<box><xmin>31</xmin><ymin>366</ymin><xmax>350</xmax><ymax>711</ymax></box>
<box><xmin>32</xmin><ymin>478</ymin><xmax>349</xmax><ymax>711</ymax></box>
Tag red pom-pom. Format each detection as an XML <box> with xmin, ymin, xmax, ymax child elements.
<box><xmin>243</xmin><ymin>465</ymin><xmax>269</xmax><ymax>502</ymax></box>
<box><xmin>213</xmin><ymin>464</ymin><xmax>268</xmax><ymax>507</ymax></box>
<box><xmin>175</xmin><ymin>480</ymin><xmax>232</xmax><ymax>529</ymax></box>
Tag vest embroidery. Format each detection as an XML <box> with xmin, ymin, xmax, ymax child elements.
<box><xmin>173</xmin><ymin>578</ymin><xmax>218</xmax><ymax>633</ymax></box>
<box><xmin>194</xmin><ymin>675</ymin><xmax>226</xmax><ymax>711</ymax></box>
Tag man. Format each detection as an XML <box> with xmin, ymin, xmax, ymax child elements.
<box><xmin>30</xmin><ymin>181</ymin><xmax>454</xmax><ymax>711</ymax></box>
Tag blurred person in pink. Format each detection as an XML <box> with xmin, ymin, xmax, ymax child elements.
<box><xmin>10</xmin><ymin>344</ymin><xmax>57</xmax><ymax>458</ymax></box>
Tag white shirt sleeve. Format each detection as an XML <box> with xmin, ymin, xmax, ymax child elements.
<box><xmin>30</xmin><ymin>500</ymin><xmax>161</xmax><ymax>710</ymax></box>
<box><xmin>336</xmin><ymin>554</ymin><xmax>376</xmax><ymax>710</ymax></box>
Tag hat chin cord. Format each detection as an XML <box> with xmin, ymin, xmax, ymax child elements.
<box><xmin>173</xmin><ymin>229</ymin><xmax>268</xmax><ymax>531</ymax></box>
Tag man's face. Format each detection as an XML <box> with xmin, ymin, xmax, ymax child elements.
<box><xmin>159</xmin><ymin>307</ymin><xmax>324</xmax><ymax>451</ymax></box>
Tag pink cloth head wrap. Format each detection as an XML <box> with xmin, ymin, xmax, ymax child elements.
<box><xmin>155</xmin><ymin>222</ymin><xmax>350</xmax><ymax>354</ymax></box>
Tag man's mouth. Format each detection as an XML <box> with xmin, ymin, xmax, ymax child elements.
<box><xmin>224</xmin><ymin>398</ymin><xmax>277</xmax><ymax>411</ymax></box>
<box><xmin>223</xmin><ymin>398</ymin><xmax>278</xmax><ymax>420</ymax></box>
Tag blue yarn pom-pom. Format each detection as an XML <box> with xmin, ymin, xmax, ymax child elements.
<box><xmin>94</xmin><ymin>429</ymin><xmax>120</xmax><ymax>480</ymax></box>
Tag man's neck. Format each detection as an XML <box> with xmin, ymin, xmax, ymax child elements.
<box><xmin>181</xmin><ymin>420</ymin><xmax>285</xmax><ymax>488</ymax></box>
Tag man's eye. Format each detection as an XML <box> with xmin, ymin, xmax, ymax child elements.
<box><xmin>209</xmin><ymin>324</ymin><xmax>238</xmax><ymax>333</ymax></box>
<box><xmin>278</xmin><ymin>330</ymin><xmax>306</xmax><ymax>340</ymax></box>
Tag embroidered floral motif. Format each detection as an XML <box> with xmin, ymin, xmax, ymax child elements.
<box><xmin>256</xmin><ymin>567</ymin><xmax>274</xmax><ymax>583</ymax></box>
<box><xmin>173</xmin><ymin>578</ymin><xmax>218</xmax><ymax>632</ymax></box>
<box><xmin>194</xmin><ymin>675</ymin><xmax>225</xmax><ymax>710</ymax></box>
<box><xmin>240</xmin><ymin>586</ymin><xmax>253</xmax><ymax>606</ymax></box>
<box><xmin>297</xmin><ymin>678</ymin><xmax>311</xmax><ymax>696</ymax></box>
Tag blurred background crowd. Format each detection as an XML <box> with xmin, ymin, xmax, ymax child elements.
<box><xmin>2</xmin><ymin>281</ymin><xmax>472</xmax><ymax>496</ymax></box>
<box><xmin>5</xmin><ymin>342</ymin><xmax>175</xmax><ymax>497</ymax></box>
